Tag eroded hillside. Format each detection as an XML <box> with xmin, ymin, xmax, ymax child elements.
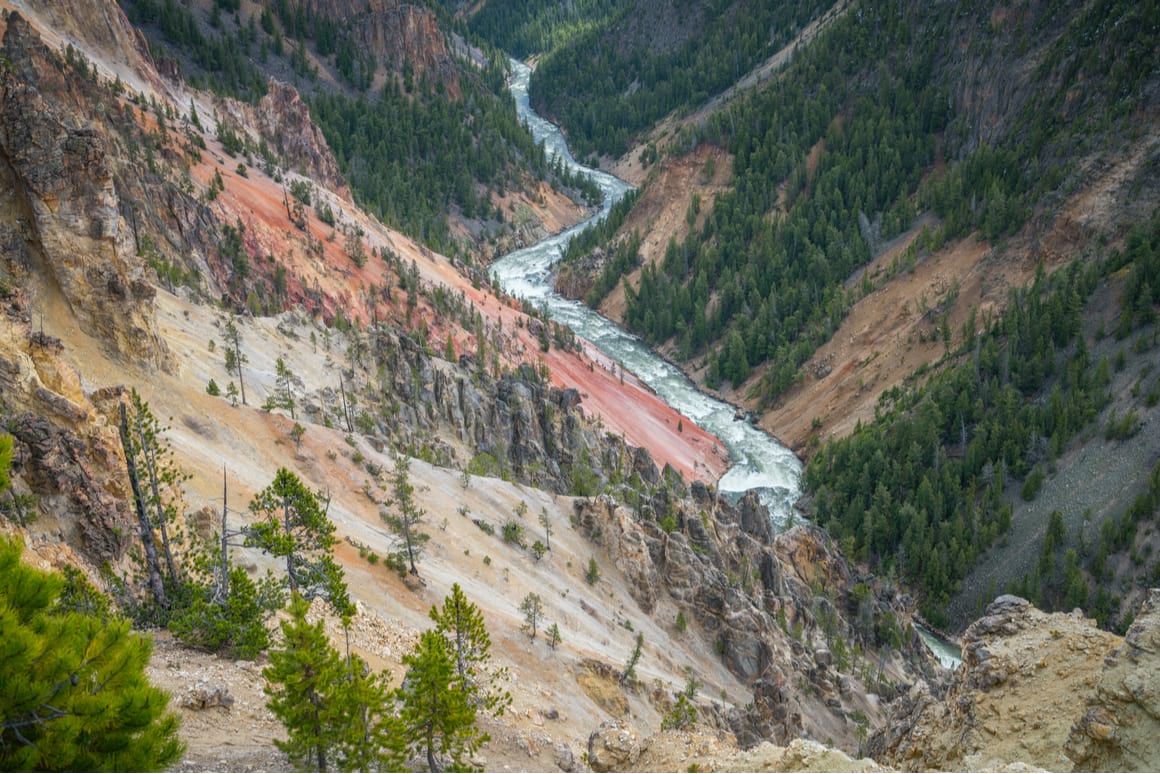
<box><xmin>0</xmin><ymin>2</ymin><xmax>949</xmax><ymax>769</ymax></box>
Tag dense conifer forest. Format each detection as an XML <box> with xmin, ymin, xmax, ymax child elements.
<box><xmin>529</xmin><ymin>0</ymin><xmax>833</xmax><ymax>160</ymax></box>
<box><xmin>809</xmin><ymin>213</ymin><xmax>1160</xmax><ymax>628</ymax></box>
<box><xmin>118</xmin><ymin>0</ymin><xmax>597</xmax><ymax>254</ymax></box>
<box><xmin>550</xmin><ymin>0</ymin><xmax>1156</xmax><ymax>406</ymax></box>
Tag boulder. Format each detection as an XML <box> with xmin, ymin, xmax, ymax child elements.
<box><xmin>587</xmin><ymin>719</ymin><xmax>641</xmax><ymax>773</ymax></box>
<box><xmin>178</xmin><ymin>681</ymin><xmax>234</xmax><ymax>711</ymax></box>
<box><xmin>1066</xmin><ymin>588</ymin><xmax>1160</xmax><ymax>772</ymax></box>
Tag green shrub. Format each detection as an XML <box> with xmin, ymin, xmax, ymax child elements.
<box><xmin>585</xmin><ymin>557</ymin><xmax>600</xmax><ymax>585</ymax></box>
<box><xmin>1021</xmin><ymin>465</ymin><xmax>1046</xmax><ymax>501</ymax></box>
<box><xmin>502</xmin><ymin>521</ymin><xmax>525</xmax><ymax>547</ymax></box>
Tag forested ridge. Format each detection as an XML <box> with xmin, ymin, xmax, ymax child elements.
<box><xmin>809</xmin><ymin>212</ymin><xmax>1160</xmax><ymax>629</ymax></box>
<box><xmin>555</xmin><ymin>0</ymin><xmax>1156</xmax><ymax>406</ymax></box>
<box><xmin>310</xmin><ymin>60</ymin><xmax>599</xmax><ymax>252</ymax></box>
<box><xmin>528</xmin><ymin>0</ymin><xmax>834</xmax><ymax>160</ymax></box>
<box><xmin>118</xmin><ymin>0</ymin><xmax>597</xmax><ymax>254</ymax></box>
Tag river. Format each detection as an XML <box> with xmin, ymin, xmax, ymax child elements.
<box><xmin>491</xmin><ymin>59</ymin><xmax>966</xmax><ymax>670</ymax></box>
<box><xmin>490</xmin><ymin>61</ymin><xmax>803</xmax><ymax>528</ymax></box>
<box><xmin>916</xmin><ymin>625</ymin><xmax>963</xmax><ymax>670</ymax></box>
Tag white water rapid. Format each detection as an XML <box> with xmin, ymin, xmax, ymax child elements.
<box><xmin>490</xmin><ymin>61</ymin><xmax>803</xmax><ymax>528</ymax></box>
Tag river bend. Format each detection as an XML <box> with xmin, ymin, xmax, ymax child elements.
<box><xmin>490</xmin><ymin>61</ymin><xmax>802</xmax><ymax>527</ymax></box>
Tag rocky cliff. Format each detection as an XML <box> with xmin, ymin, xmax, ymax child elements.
<box><xmin>870</xmin><ymin>593</ymin><xmax>1160</xmax><ymax>771</ymax></box>
<box><xmin>1066</xmin><ymin>588</ymin><xmax>1160</xmax><ymax>772</ymax></box>
<box><xmin>0</xmin><ymin>12</ymin><xmax>170</xmax><ymax>368</ymax></box>
<box><xmin>213</xmin><ymin>80</ymin><xmax>352</xmax><ymax>202</ymax></box>
<box><xmin>571</xmin><ymin>490</ymin><xmax>941</xmax><ymax>752</ymax></box>
<box><xmin>589</xmin><ymin>726</ymin><xmax>885</xmax><ymax>772</ymax></box>
<box><xmin>12</xmin><ymin>0</ymin><xmax>165</xmax><ymax>94</ymax></box>
<box><xmin>0</xmin><ymin>283</ymin><xmax>135</xmax><ymax>565</ymax></box>
<box><xmin>312</xmin><ymin>0</ymin><xmax>460</xmax><ymax>93</ymax></box>
<box><xmin>303</xmin><ymin>321</ymin><xmax>671</xmax><ymax>497</ymax></box>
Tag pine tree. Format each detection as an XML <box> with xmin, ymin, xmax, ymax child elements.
<box><xmin>538</xmin><ymin>506</ymin><xmax>552</xmax><ymax>551</ymax></box>
<box><xmin>272</xmin><ymin>356</ymin><xmax>298</xmax><ymax>419</ymax></box>
<box><xmin>223</xmin><ymin>317</ymin><xmax>248</xmax><ymax>405</ymax></box>
<box><xmin>519</xmin><ymin>593</ymin><xmax>543</xmax><ymax>640</ymax></box>
<box><xmin>547</xmin><ymin>622</ymin><xmax>562</xmax><ymax>651</ymax></box>
<box><xmin>621</xmin><ymin>633</ymin><xmax>644</xmax><ymax>685</ymax></box>
<box><xmin>289</xmin><ymin>422</ymin><xmax>306</xmax><ymax>450</ymax></box>
<box><xmin>169</xmin><ymin>564</ymin><xmax>280</xmax><ymax>660</ymax></box>
<box><xmin>585</xmin><ymin>557</ymin><xmax>600</xmax><ymax>585</ymax></box>
<box><xmin>428</xmin><ymin>584</ymin><xmax>510</xmax><ymax>717</ymax></box>
<box><xmin>398</xmin><ymin>630</ymin><xmax>486</xmax><ymax>772</ymax></box>
<box><xmin>0</xmin><ymin>537</ymin><xmax>184</xmax><ymax>771</ymax></box>
<box><xmin>381</xmin><ymin>455</ymin><xmax>428</xmax><ymax>576</ymax></box>
<box><xmin>118</xmin><ymin>400</ymin><xmax>168</xmax><ymax>612</ymax></box>
<box><xmin>246</xmin><ymin>468</ymin><xmax>351</xmax><ymax>615</ymax></box>
<box><xmin>264</xmin><ymin>596</ymin><xmax>402</xmax><ymax>772</ymax></box>
<box><xmin>168</xmin><ymin>469</ymin><xmax>282</xmax><ymax>659</ymax></box>
<box><xmin>125</xmin><ymin>390</ymin><xmax>191</xmax><ymax>593</ymax></box>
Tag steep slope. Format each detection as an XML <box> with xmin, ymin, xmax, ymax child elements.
<box><xmin>547</xmin><ymin>0</ymin><xmax>1160</xmax><ymax>633</ymax></box>
<box><xmin>0</xmin><ymin>0</ymin><xmax>725</xmax><ymax>491</ymax></box>
<box><xmin>526</xmin><ymin>0</ymin><xmax>836</xmax><ymax>160</ymax></box>
<box><xmin>0</xmin><ymin>3</ymin><xmax>952</xmax><ymax>769</ymax></box>
<box><xmin>114</xmin><ymin>0</ymin><xmax>597</xmax><ymax>256</ymax></box>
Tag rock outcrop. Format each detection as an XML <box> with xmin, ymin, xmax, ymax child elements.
<box><xmin>0</xmin><ymin>287</ymin><xmax>135</xmax><ymax>565</ymax></box>
<box><xmin>214</xmin><ymin>80</ymin><xmax>351</xmax><ymax>202</ymax></box>
<box><xmin>13</xmin><ymin>0</ymin><xmax>166</xmax><ymax>94</ymax></box>
<box><xmin>869</xmin><ymin>595</ymin><xmax>1130</xmax><ymax>771</ymax></box>
<box><xmin>0</xmin><ymin>12</ymin><xmax>169</xmax><ymax>368</ymax></box>
<box><xmin>1065</xmin><ymin>588</ymin><xmax>1160</xmax><ymax>772</ymax></box>
<box><xmin>312</xmin><ymin>0</ymin><xmax>460</xmax><ymax>94</ymax></box>
<box><xmin>309</xmin><ymin>325</ymin><xmax>658</xmax><ymax>496</ymax></box>
<box><xmin>587</xmin><ymin>719</ymin><xmax>643</xmax><ymax>772</ymax></box>
<box><xmin>571</xmin><ymin>490</ymin><xmax>941</xmax><ymax>752</ymax></box>
<box><xmin>627</xmin><ymin>730</ymin><xmax>885</xmax><ymax>772</ymax></box>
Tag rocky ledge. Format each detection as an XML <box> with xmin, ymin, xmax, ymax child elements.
<box><xmin>870</xmin><ymin>592</ymin><xmax>1160</xmax><ymax>771</ymax></box>
<box><xmin>572</xmin><ymin>490</ymin><xmax>942</xmax><ymax>753</ymax></box>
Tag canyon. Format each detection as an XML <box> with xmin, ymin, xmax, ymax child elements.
<box><xmin>0</xmin><ymin>0</ymin><xmax>1157</xmax><ymax>771</ymax></box>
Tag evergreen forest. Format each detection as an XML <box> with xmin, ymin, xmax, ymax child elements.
<box><xmin>117</xmin><ymin>0</ymin><xmax>597</xmax><ymax>254</ymax></box>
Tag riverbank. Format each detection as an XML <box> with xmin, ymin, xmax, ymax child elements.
<box><xmin>492</xmin><ymin>60</ymin><xmax>803</xmax><ymax>525</ymax></box>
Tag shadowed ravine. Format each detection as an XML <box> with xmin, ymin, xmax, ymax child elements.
<box><xmin>490</xmin><ymin>60</ymin><xmax>803</xmax><ymax>528</ymax></box>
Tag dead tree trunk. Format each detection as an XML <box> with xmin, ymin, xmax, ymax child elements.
<box><xmin>119</xmin><ymin>402</ymin><xmax>167</xmax><ymax>608</ymax></box>
<box><xmin>217</xmin><ymin>467</ymin><xmax>231</xmax><ymax>603</ymax></box>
